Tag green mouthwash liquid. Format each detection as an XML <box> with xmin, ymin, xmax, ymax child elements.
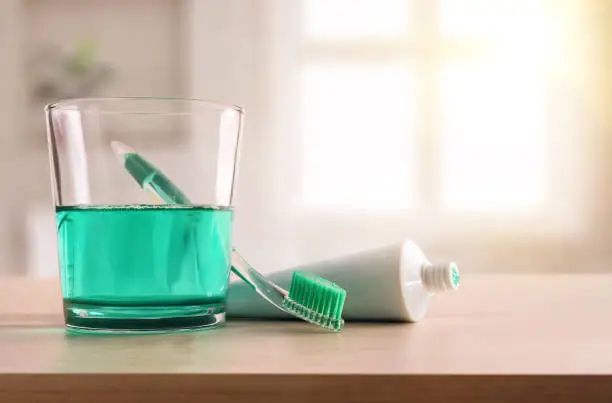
<box><xmin>56</xmin><ymin>204</ymin><xmax>233</xmax><ymax>332</ymax></box>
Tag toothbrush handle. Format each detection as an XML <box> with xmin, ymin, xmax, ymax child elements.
<box><xmin>230</xmin><ymin>249</ymin><xmax>288</xmax><ymax>312</ymax></box>
<box><xmin>117</xmin><ymin>150</ymin><xmax>295</xmax><ymax>316</ymax></box>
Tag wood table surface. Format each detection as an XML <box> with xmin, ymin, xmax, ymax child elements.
<box><xmin>0</xmin><ymin>274</ymin><xmax>611</xmax><ymax>402</ymax></box>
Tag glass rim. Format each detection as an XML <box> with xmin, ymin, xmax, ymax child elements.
<box><xmin>45</xmin><ymin>96</ymin><xmax>244</xmax><ymax>114</ymax></box>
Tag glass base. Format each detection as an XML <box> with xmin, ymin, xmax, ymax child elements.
<box><xmin>64</xmin><ymin>300</ymin><xmax>225</xmax><ymax>333</ymax></box>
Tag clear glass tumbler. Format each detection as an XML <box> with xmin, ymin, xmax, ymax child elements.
<box><xmin>45</xmin><ymin>97</ymin><xmax>243</xmax><ymax>333</ymax></box>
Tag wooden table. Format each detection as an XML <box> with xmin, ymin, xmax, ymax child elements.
<box><xmin>1</xmin><ymin>275</ymin><xmax>611</xmax><ymax>402</ymax></box>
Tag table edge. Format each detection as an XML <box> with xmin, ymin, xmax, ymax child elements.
<box><xmin>0</xmin><ymin>374</ymin><xmax>611</xmax><ymax>403</ymax></box>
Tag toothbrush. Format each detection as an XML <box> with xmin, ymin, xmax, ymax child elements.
<box><xmin>231</xmin><ymin>249</ymin><xmax>346</xmax><ymax>331</ymax></box>
<box><xmin>110</xmin><ymin>141</ymin><xmax>346</xmax><ymax>332</ymax></box>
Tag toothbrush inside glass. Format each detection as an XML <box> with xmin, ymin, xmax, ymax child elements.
<box><xmin>109</xmin><ymin>141</ymin><xmax>346</xmax><ymax>331</ymax></box>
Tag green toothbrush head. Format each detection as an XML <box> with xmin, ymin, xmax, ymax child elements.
<box><xmin>282</xmin><ymin>271</ymin><xmax>346</xmax><ymax>332</ymax></box>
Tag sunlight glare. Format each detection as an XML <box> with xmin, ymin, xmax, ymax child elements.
<box><xmin>441</xmin><ymin>60</ymin><xmax>547</xmax><ymax>212</ymax></box>
<box><xmin>303</xmin><ymin>0</ymin><xmax>409</xmax><ymax>40</ymax></box>
<box><xmin>301</xmin><ymin>63</ymin><xmax>414</xmax><ymax>209</ymax></box>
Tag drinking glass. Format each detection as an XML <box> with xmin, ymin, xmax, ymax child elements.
<box><xmin>45</xmin><ymin>97</ymin><xmax>243</xmax><ymax>333</ymax></box>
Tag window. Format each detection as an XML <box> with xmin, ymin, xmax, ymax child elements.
<box><xmin>300</xmin><ymin>0</ymin><xmax>556</xmax><ymax>215</ymax></box>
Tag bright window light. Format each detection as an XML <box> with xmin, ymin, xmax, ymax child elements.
<box><xmin>301</xmin><ymin>62</ymin><xmax>415</xmax><ymax>209</ymax></box>
<box><xmin>303</xmin><ymin>0</ymin><xmax>410</xmax><ymax>40</ymax></box>
<box><xmin>301</xmin><ymin>0</ymin><xmax>555</xmax><ymax>214</ymax></box>
<box><xmin>439</xmin><ymin>0</ymin><xmax>547</xmax><ymax>41</ymax></box>
<box><xmin>440</xmin><ymin>58</ymin><xmax>547</xmax><ymax>212</ymax></box>
<box><xmin>439</xmin><ymin>0</ymin><xmax>552</xmax><ymax>212</ymax></box>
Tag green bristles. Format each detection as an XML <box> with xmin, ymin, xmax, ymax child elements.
<box><xmin>282</xmin><ymin>271</ymin><xmax>346</xmax><ymax>332</ymax></box>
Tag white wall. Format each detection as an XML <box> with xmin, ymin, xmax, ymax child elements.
<box><xmin>0</xmin><ymin>0</ymin><xmax>186</xmax><ymax>275</ymax></box>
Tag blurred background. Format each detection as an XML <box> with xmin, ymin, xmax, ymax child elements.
<box><xmin>0</xmin><ymin>0</ymin><xmax>610</xmax><ymax>276</ymax></box>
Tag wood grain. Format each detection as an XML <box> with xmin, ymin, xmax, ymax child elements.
<box><xmin>0</xmin><ymin>274</ymin><xmax>611</xmax><ymax>402</ymax></box>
